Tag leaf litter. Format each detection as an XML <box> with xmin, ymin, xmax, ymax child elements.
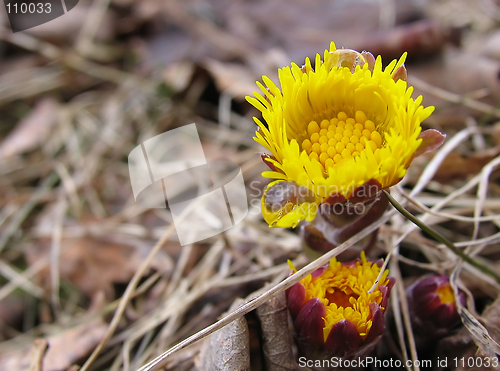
<box><xmin>0</xmin><ymin>0</ymin><xmax>500</xmax><ymax>370</ymax></box>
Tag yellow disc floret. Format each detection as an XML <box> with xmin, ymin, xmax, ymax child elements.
<box><xmin>302</xmin><ymin>111</ymin><xmax>383</xmax><ymax>172</ymax></box>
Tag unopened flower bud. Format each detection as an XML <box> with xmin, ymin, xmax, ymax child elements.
<box><xmin>407</xmin><ymin>274</ymin><xmax>465</xmax><ymax>338</ymax></box>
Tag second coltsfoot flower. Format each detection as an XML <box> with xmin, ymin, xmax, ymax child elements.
<box><xmin>286</xmin><ymin>252</ymin><xmax>395</xmax><ymax>367</ymax></box>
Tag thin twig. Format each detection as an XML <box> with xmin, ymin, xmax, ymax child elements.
<box><xmin>0</xmin><ymin>27</ymin><xmax>155</xmax><ymax>91</ymax></box>
<box><xmin>384</xmin><ymin>190</ymin><xmax>500</xmax><ymax>284</ymax></box>
<box><xmin>408</xmin><ymin>76</ymin><xmax>500</xmax><ymax>119</ymax></box>
<box><xmin>0</xmin><ymin>171</ymin><xmax>59</xmax><ymax>253</ymax></box>
<box><xmin>390</xmin><ymin>259</ymin><xmax>420</xmax><ymax>371</ymax></box>
<box><xmin>75</xmin><ymin>0</ymin><xmax>112</xmax><ymax>56</ymax></box>
<box><xmin>79</xmin><ymin>223</ymin><xmax>177</xmax><ymax>371</ymax></box>
<box><xmin>29</xmin><ymin>339</ymin><xmax>48</xmax><ymax>371</ymax></box>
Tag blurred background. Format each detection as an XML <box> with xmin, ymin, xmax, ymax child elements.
<box><xmin>1</xmin><ymin>0</ymin><xmax>500</xmax><ymax>370</ymax></box>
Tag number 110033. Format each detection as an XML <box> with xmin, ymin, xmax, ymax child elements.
<box><xmin>6</xmin><ymin>2</ymin><xmax>52</xmax><ymax>13</ymax></box>
<box><xmin>454</xmin><ymin>357</ymin><xmax>498</xmax><ymax>368</ymax></box>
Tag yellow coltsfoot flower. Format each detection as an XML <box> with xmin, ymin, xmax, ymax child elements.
<box><xmin>287</xmin><ymin>252</ymin><xmax>394</xmax><ymax>363</ymax></box>
<box><xmin>248</xmin><ymin>42</ymin><xmax>441</xmax><ymax>228</ymax></box>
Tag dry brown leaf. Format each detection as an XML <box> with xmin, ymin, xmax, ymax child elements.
<box><xmin>211</xmin><ymin>0</ymin><xmax>423</xmax><ymax>62</ymax></box>
<box><xmin>0</xmin><ymin>296</ymin><xmax>24</xmax><ymax>342</ymax></box>
<box><xmin>163</xmin><ymin>62</ymin><xmax>195</xmax><ymax>93</ymax></box>
<box><xmin>482</xmin><ymin>30</ymin><xmax>500</xmax><ymax>61</ymax></box>
<box><xmin>24</xmin><ymin>6</ymin><xmax>114</xmax><ymax>43</ymax></box>
<box><xmin>203</xmin><ymin>59</ymin><xmax>259</xmax><ymax>100</ymax></box>
<box><xmin>196</xmin><ymin>299</ymin><xmax>250</xmax><ymax>371</ymax></box>
<box><xmin>0</xmin><ymin>97</ymin><xmax>59</xmax><ymax>159</ymax></box>
<box><xmin>478</xmin><ymin>296</ymin><xmax>500</xmax><ymax>351</ymax></box>
<box><xmin>433</xmin><ymin>151</ymin><xmax>500</xmax><ymax>183</ymax></box>
<box><xmin>434</xmin><ymin>327</ymin><xmax>474</xmax><ymax>370</ymax></box>
<box><xmin>445</xmin><ymin>48</ymin><xmax>500</xmax><ymax>103</ymax></box>
<box><xmin>0</xmin><ymin>294</ymin><xmax>107</xmax><ymax>371</ymax></box>
<box><xmin>358</xmin><ymin>20</ymin><xmax>460</xmax><ymax>62</ymax></box>
<box><xmin>43</xmin><ymin>315</ymin><xmax>107</xmax><ymax>371</ymax></box>
<box><xmin>256</xmin><ymin>291</ymin><xmax>296</xmax><ymax>371</ymax></box>
<box><xmin>26</xmin><ymin>235</ymin><xmax>173</xmax><ymax>298</ymax></box>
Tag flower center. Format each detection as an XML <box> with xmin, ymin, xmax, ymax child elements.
<box><xmin>436</xmin><ymin>284</ymin><xmax>455</xmax><ymax>305</ymax></box>
<box><xmin>300</xmin><ymin>110</ymin><xmax>382</xmax><ymax>171</ymax></box>
<box><xmin>297</xmin><ymin>253</ymin><xmax>389</xmax><ymax>343</ymax></box>
<box><xmin>326</xmin><ymin>289</ymin><xmax>359</xmax><ymax>309</ymax></box>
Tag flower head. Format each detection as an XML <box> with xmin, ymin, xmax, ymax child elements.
<box><xmin>248</xmin><ymin>42</ymin><xmax>436</xmax><ymax>228</ymax></box>
<box><xmin>287</xmin><ymin>252</ymin><xmax>394</xmax><ymax>360</ymax></box>
<box><xmin>407</xmin><ymin>274</ymin><xmax>465</xmax><ymax>337</ymax></box>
